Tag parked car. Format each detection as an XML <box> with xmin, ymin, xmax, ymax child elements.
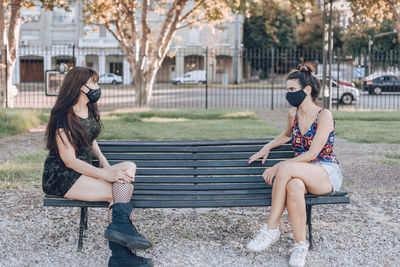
<box><xmin>363</xmin><ymin>73</ymin><xmax>400</xmax><ymax>95</ymax></box>
<box><xmin>98</xmin><ymin>73</ymin><xmax>123</xmax><ymax>84</ymax></box>
<box><xmin>318</xmin><ymin>77</ymin><xmax>360</xmax><ymax>105</ymax></box>
<box><xmin>172</xmin><ymin>70</ymin><xmax>206</xmax><ymax>84</ymax></box>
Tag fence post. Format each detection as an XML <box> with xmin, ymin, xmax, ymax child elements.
<box><xmin>205</xmin><ymin>47</ymin><xmax>208</xmax><ymax>109</ymax></box>
<box><xmin>5</xmin><ymin>44</ymin><xmax>8</xmax><ymax>108</ymax></box>
<box><xmin>271</xmin><ymin>47</ymin><xmax>274</xmax><ymax>110</ymax></box>
<box><xmin>336</xmin><ymin>48</ymin><xmax>340</xmax><ymax>110</ymax></box>
<box><xmin>72</xmin><ymin>44</ymin><xmax>76</xmax><ymax>67</ymax></box>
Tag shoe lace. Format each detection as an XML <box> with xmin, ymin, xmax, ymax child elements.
<box><xmin>253</xmin><ymin>226</ymin><xmax>274</xmax><ymax>244</ymax></box>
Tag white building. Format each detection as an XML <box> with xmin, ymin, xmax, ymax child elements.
<box><xmin>16</xmin><ymin>1</ymin><xmax>244</xmax><ymax>85</ymax></box>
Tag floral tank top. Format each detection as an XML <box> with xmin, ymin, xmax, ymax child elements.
<box><xmin>291</xmin><ymin>108</ymin><xmax>339</xmax><ymax>163</ymax></box>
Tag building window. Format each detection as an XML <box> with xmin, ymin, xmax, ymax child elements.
<box><xmin>84</xmin><ymin>25</ymin><xmax>100</xmax><ymax>39</ymax></box>
<box><xmin>110</xmin><ymin>62</ymin><xmax>123</xmax><ymax>75</ymax></box>
<box><xmin>52</xmin><ymin>7</ymin><xmax>76</xmax><ymax>25</ymax></box>
<box><xmin>21</xmin><ymin>30</ymin><xmax>40</xmax><ymax>41</ymax></box>
<box><xmin>188</xmin><ymin>28</ymin><xmax>200</xmax><ymax>45</ymax></box>
<box><xmin>52</xmin><ymin>30</ymin><xmax>75</xmax><ymax>43</ymax></box>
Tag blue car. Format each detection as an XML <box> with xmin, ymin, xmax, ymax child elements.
<box><xmin>363</xmin><ymin>73</ymin><xmax>400</xmax><ymax>95</ymax></box>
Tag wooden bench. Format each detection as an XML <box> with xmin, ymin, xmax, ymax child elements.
<box><xmin>43</xmin><ymin>139</ymin><xmax>350</xmax><ymax>252</ymax></box>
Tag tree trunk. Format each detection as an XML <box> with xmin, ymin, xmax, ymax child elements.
<box><xmin>6</xmin><ymin>61</ymin><xmax>16</xmax><ymax>107</ymax></box>
<box><xmin>133</xmin><ymin>63</ymin><xmax>158</xmax><ymax>107</ymax></box>
<box><xmin>0</xmin><ymin>0</ymin><xmax>6</xmax><ymax>107</ymax></box>
<box><xmin>5</xmin><ymin>0</ymin><xmax>22</xmax><ymax>108</ymax></box>
<box><xmin>0</xmin><ymin>46</ymin><xmax>6</xmax><ymax>107</ymax></box>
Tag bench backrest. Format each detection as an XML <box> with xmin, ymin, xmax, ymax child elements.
<box><xmin>96</xmin><ymin>139</ymin><xmax>347</xmax><ymax>208</ymax></box>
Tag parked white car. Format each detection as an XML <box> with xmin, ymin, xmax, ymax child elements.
<box><xmin>98</xmin><ymin>73</ymin><xmax>123</xmax><ymax>84</ymax></box>
<box><xmin>320</xmin><ymin>79</ymin><xmax>360</xmax><ymax>105</ymax></box>
<box><xmin>172</xmin><ymin>70</ymin><xmax>206</xmax><ymax>84</ymax></box>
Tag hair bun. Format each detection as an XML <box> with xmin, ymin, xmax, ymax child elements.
<box><xmin>298</xmin><ymin>64</ymin><xmax>315</xmax><ymax>73</ymax></box>
<box><xmin>299</xmin><ymin>65</ymin><xmax>308</xmax><ymax>72</ymax></box>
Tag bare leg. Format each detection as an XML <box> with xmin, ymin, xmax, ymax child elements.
<box><xmin>267</xmin><ymin>162</ymin><xmax>333</xmax><ymax>229</ymax></box>
<box><xmin>64</xmin><ymin>161</ymin><xmax>137</xmax><ymax>205</ymax></box>
<box><xmin>286</xmin><ymin>178</ymin><xmax>308</xmax><ymax>242</ymax></box>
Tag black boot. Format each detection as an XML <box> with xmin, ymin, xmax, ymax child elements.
<box><xmin>108</xmin><ymin>241</ymin><xmax>153</xmax><ymax>267</ymax></box>
<box><xmin>105</xmin><ymin>202</ymin><xmax>151</xmax><ymax>249</ymax></box>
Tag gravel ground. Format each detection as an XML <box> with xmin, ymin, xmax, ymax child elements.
<box><xmin>1</xmin><ymin>114</ymin><xmax>400</xmax><ymax>267</ymax></box>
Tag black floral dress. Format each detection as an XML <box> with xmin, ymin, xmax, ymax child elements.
<box><xmin>42</xmin><ymin>112</ymin><xmax>100</xmax><ymax>196</ymax></box>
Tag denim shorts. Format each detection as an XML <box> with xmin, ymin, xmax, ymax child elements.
<box><xmin>310</xmin><ymin>161</ymin><xmax>343</xmax><ymax>193</ymax></box>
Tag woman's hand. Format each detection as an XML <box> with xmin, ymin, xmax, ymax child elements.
<box><xmin>262</xmin><ymin>162</ymin><xmax>281</xmax><ymax>185</ymax></box>
<box><xmin>248</xmin><ymin>146</ymin><xmax>270</xmax><ymax>165</ymax></box>
<box><xmin>105</xmin><ymin>169</ymin><xmax>134</xmax><ymax>184</ymax></box>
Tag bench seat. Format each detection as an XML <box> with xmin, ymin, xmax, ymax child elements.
<box><xmin>43</xmin><ymin>139</ymin><xmax>350</xmax><ymax>251</ymax></box>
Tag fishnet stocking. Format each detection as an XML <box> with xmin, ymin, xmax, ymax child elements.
<box><xmin>112</xmin><ymin>182</ymin><xmax>134</xmax><ymax>203</ymax></box>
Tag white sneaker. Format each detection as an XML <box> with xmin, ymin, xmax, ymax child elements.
<box><xmin>289</xmin><ymin>240</ymin><xmax>309</xmax><ymax>267</ymax></box>
<box><xmin>246</xmin><ymin>224</ymin><xmax>280</xmax><ymax>252</ymax></box>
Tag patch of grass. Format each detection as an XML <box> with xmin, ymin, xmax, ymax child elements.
<box><xmin>100</xmin><ymin>109</ymin><xmax>279</xmax><ymax>140</ymax></box>
<box><xmin>332</xmin><ymin>111</ymin><xmax>400</xmax><ymax>144</ymax></box>
<box><xmin>110</xmin><ymin>108</ymin><xmax>257</xmax><ymax>121</ymax></box>
<box><xmin>335</xmin><ymin>120</ymin><xmax>400</xmax><ymax>144</ymax></box>
<box><xmin>378</xmin><ymin>152</ymin><xmax>400</xmax><ymax>166</ymax></box>
<box><xmin>0</xmin><ymin>148</ymin><xmax>47</xmax><ymax>189</ymax></box>
<box><xmin>332</xmin><ymin>111</ymin><xmax>400</xmax><ymax>121</ymax></box>
<box><xmin>0</xmin><ymin>108</ymin><xmax>49</xmax><ymax>138</ymax></box>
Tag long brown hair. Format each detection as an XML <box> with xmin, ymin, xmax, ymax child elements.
<box><xmin>45</xmin><ymin>67</ymin><xmax>102</xmax><ymax>153</ymax></box>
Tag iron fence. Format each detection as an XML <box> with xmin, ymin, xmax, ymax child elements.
<box><xmin>3</xmin><ymin>45</ymin><xmax>400</xmax><ymax>110</ymax></box>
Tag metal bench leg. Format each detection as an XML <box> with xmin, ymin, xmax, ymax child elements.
<box><xmin>306</xmin><ymin>205</ymin><xmax>313</xmax><ymax>249</ymax></box>
<box><xmin>78</xmin><ymin>207</ymin><xmax>88</xmax><ymax>252</ymax></box>
<box><xmin>83</xmin><ymin>208</ymin><xmax>88</xmax><ymax>230</ymax></box>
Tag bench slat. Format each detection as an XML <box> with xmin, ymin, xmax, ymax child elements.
<box><xmin>131</xmin><ymin>189</ymin><xmax>271</xmax><ymax>195</ymax></box>
<box><xmin>100</xmin><ymin>152</ymin><xmax>295</xmax><ymax>161</ymax></box>
<box><xmin>44</xmin><ymin>195</ymin><xmax>349</xmax><ymax>208</ymax></box>
<box><xmin>134</xmin><ymin>176</ymin><xmax>266</xmax><ymax>183</ymax></box>
<box><xmin>133</xmin><ymin>184</ymin><xmax>269</xmax><ymax>190</ymax></box>
<box><xmin>98</xmin><ymin>139</ymin><xmax>274</xmax><ymax>146</ymax></box>
<box><xmin>104</xmin><ymin>160</ymin><xmax>281</xmax><ymax>168</ymax></box>
<box><xmin>99</xmin><ymin>145</ymin><xmax>292</xmax><ymax>153</ymax></box>
<box><xmin>136</xmin><ymin>168</ymin><xmax>266</xmax><ymax>176</ymax></box>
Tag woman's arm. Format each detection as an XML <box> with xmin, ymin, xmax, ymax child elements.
<box><xmin>249</xmin><ymin>108</ymin><xmax>296</xmax><ymax>163</ymax></box>
<box><xmin>262</xmin><ymin>109</ymin><xmax>334</xmax><ymax>184</ymax></box>
<box><xmin>56</xmin><ymin>129</ymin><xmax>131</xmax><ymax>183</ymax></box>
<box><xmin>92</xmin><ymin>139</ymin><xmax>110</xmax><ymax>168</ymax></box>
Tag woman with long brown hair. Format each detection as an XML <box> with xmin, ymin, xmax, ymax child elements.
<box><xmin>42</xmin><ymin>66</ymin><xmax>153</xmax><ymax>267</ymax></box>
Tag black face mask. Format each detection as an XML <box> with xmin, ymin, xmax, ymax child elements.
<box><xmin>82</xmin><ymin>85</ymin><xmax>101</xmax><ymax>103</ymax></box>
<box><xmin>286</xmin><ymin>89</ymin><xmax>307</xmax><ymax>107</ymax></box>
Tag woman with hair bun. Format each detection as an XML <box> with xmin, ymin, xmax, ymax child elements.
<box><xmin>246</xmin><ymin>64</ymin><xmax>343</xmax><ymax>267</ymax></box>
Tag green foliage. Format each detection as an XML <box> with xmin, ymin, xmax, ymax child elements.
<box><xmin>243</xmin><ymin>6</ymin><xmax>298</xmax><ymax>50</ymax></box>
<box><xmin>0</xmin><ymin>108</ymin><xmax>49</xmax><ymax>138</ymax></box>
<box><xmin>343</xmin><ymin>19</ymin><xmax>400</xmax><ymax>55</ymax></box>
<box><xmin>296</xmin><ymin>8</ymin><xmax>343</xmax><ymax>51</ymax></box>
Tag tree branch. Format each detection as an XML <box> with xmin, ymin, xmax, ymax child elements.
<box><xmin>175</xmin><ymin>22</ymin><xmax>195</xmax><ymax>31</ymax></box>
<box><xmin>156</xmin><ymin>1</ymin><xmax>187</xmax><ymax>64</ymax></box>
<box><xmin>141</xmin><ymin>0</ymin><xmax>150</xmax><ymax>56</ymax></box>
<box><xmin>8</xmin><ymin>0</ymin><xmax>22</xmax><ymax>62</ymax></box>
<box><xmin>178</xmin><ymin>0</ymin><xmax>205</xmax><ymax>23</ymax></box>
